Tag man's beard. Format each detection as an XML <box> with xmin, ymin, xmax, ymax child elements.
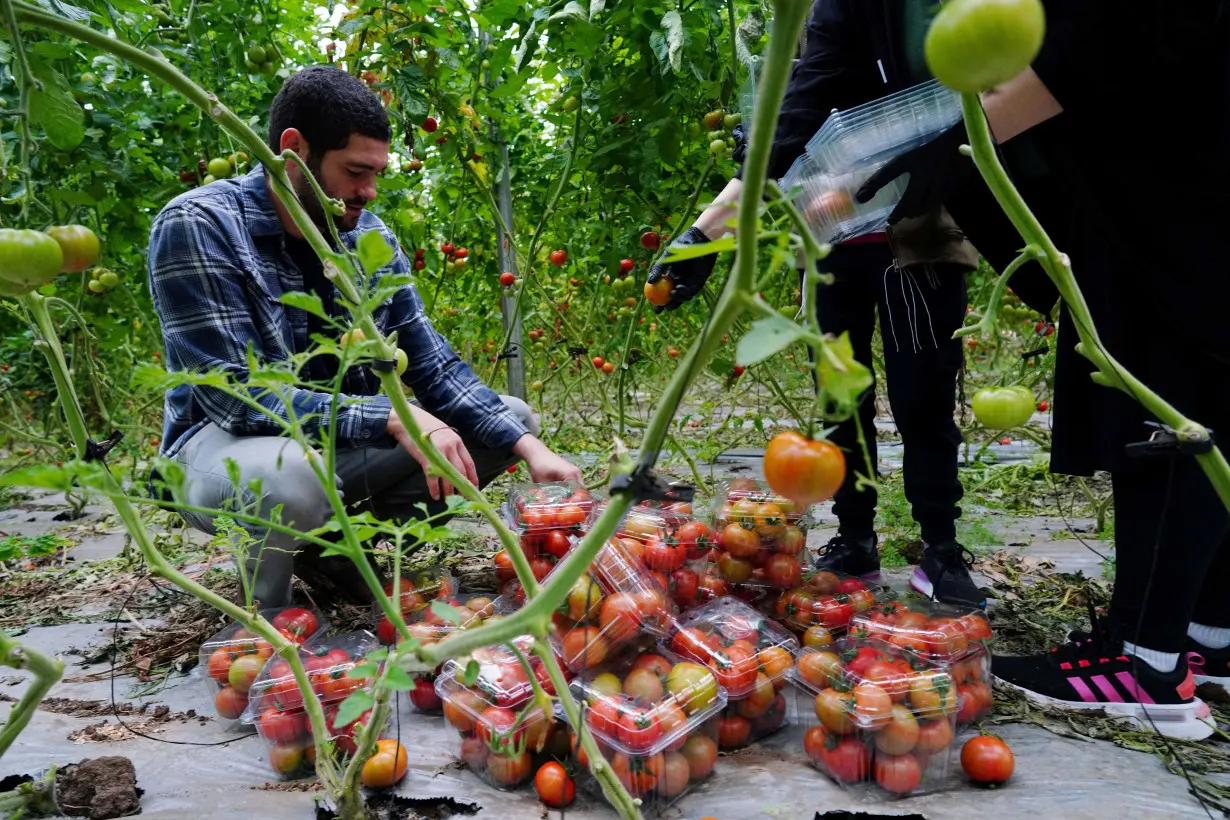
<box><xmin>293</xmin><ymin>158</ymin><xmax>362</xmax><ymax>233</ymax></box>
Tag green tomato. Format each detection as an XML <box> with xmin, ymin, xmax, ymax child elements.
<box><xmin>971</xmin><ymin>385</ymin><xmax>1035</xmax><ymax>431</ymax></box>
<box><xmin>708</xmin><ymin>130</ymin><xmax>726</xmax><ymax>141</ymax></box>
<box><xmin>530</xmin><ymin>380</ymin><xmax>544</xmax><ymax>391</ymax></box>
<box><xmin>723</xmin><ymin>112</ymin><xmax>742</xmax><ymax>129</ymax></box>
<box><xmin>99</xmin><ymin>270</ymin><xmax>120</xmax><ymax>289</ymax></box>
<box><xmin>925</xmin><ymin>0</ymin><xmax>1046</xmax><ymax>93</ymax></box>
<box><xmin>202</xmin><ymin>174</ymin><xmax>217</xmax><ymax>185</ymax></box>
<box><xmin>0</xmin><ymin>229</ymin><xmax>64</xmax><ymax>288</ymax></box>
<box><xmin>709</xmin><ymin>139</ymin><xmax>727</xmax><ymax>155</ymax></box>
<box><xmin>394</xmin><ymin>348</ymin><xmax>408</xmax><ymax>376</ymax></box>
<box><xmin>207</xmin><ymin>157</ymin><xmax>232</xmax><ymax>179</ymax></box>
<box><xmin>260</xmin><ymin>61</ymin><xmax>277</xmax><ymax>76</ymax></box>
<box><xmin>87</xmin><ymin>278</ymin><xmax>105</xmax><ymax>293</ymax></box>
<box><xmin>562</xmin><ymin>95</ymin><xmax>580</xmax><ymax>112</ymax></box>
<box><xmin>246</xmin><ymin>45</ymin><xmax>268</xmax><ymax>64</ymax></box>
<box><xmin>244</xmin><ymin>59</ymin><xmax>261</xmax><ymax>74</ymax></box>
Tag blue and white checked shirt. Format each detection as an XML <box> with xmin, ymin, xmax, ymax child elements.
<box><xmin>148</xmin><ymin>166</ymin><xmax>527</xmax><ymax>457</ymax></box>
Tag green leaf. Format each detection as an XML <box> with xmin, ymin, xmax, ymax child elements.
<box><xmin>736</xmin><ymin>314</ymin><xmax>806</xmax><ymax>366</ymax></box>
<box><xmin>280</xmin><ymin>291</ymin><xmax>327</xmax><ymax>319</ymax></box>
<box><xmin>31</xmin><ymin>42</ymin><xmax>73</xmax><ymax>61</ymax></box>
<box><xmin>431</xmin><ymin>599</ymin><xmax>463</xmax><ymax>625</ymax></box>
<box><xmin>462</xmin><ymin>659</ymin><xmax>480</xmax><ymax>687</ymax></box>
<box><xmin>735</xmin><ymin>8</ymin><xmax>766</xmax><ymax>69</ymax></box>
<box><xmin>32</xmin><ymin>0</ymin><xmax>90</xmax><ymax>20</ymax></box>
<box><xmin>337</xmin><ymin>16</ymin><xmax>372</xmax><ymax>36</ymax></box>
<box><xmin>356</xmin><ymin>231</ymin><xmax>394</xmax><ymax>274</ymax></box>
<box><xmin>385</xmin><ymin>664</ymin><xmax>417</xmax><ymax>691</ymax></box>
<box><xmin>588</xmin><ymin>0</ymin><xmax>605</xmax><ymax>19</ymax></box>
<box><xmin>513</xmin><ymin>19</ymin><xmax>539</xmax><ymax>71</ymax></box>
<box><xmin>331</xmin><ymin>690</ymin><xmax>375</xmax><ymax>730</ymax></box>
<box><xmin>818</xmin><ymin>331</ymin><xmax>874</xmax><ymax>409</ymax></box>
<box><xmin>346</xmin><ymin>661</ymin><xmax>380</xmax><ymax>679</ymax></box>
<box><xmin>27</xmin><ymin>59</ymin><xmax>84</xmax><ymax>151</ymax></box>
<box><xmin>548</xmin><ymin>1</ymin><xmax>588</xmax><ymax>22</ymax></box>
<box><xmin>661</xmin><ymin>11</ymin><xmax>685</xmax><ymax>72</ymax></box>
<box><xmin>659</xmin><ymin>236</ymin><xmax>735</xmax><ymax>263</ymax></box>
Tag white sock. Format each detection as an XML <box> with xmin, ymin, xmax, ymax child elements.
<box><xmin>1123</xmin><ymin>641</ymin><xmax>1179</xmax><ymax>674</ymax></box>
<box><xmin>1188</xmin><ymin>622</ymin><xmax>1230</xmax><ymax>649</ymax></box>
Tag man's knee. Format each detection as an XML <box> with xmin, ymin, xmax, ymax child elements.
<box><xmin>500</xmin><ymin>395</ymin><xmax>541</xmax><ymax>437</ymax></box>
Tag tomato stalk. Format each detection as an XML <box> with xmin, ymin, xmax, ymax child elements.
<box><xmin>0</xmin><ymin>632</ymin><xmax>62</xmax><ymax>760</ymax></box>
<box><xmin>958</xmin><ymin>93</ymin><xmax>1230</xmax><ymax>510</ymax></box>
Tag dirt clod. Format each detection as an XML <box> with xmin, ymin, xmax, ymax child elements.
<box><xmin>56</xmin><ymin>756</ymin><xmax>141</xmax><ymax>819</ymax></box>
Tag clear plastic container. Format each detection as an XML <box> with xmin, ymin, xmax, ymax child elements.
<box><xmin>760</xmin><ymin>569</ymin><xmax>885</xmax><ymax>637</ymax></box>
<box><xmin>552</xmin><ymin>540</ymin><xmax>677</xmax><ymax>675</ymax></box>
<box><xmin>805</xmin><ymin>79</ymin><xmax>961</xmax><ymax>173</ymax></box>
<box><xmin>663</xmin><ymin>596</ymin><xmax>799</xmax><ymax>701</ymax></box>
<box><xmin>781</xmin><ymin>153</ymin><xmax>908</xmax><ymax>246</ymax></box>
<box><xmin>239</xmin><ymin>631</ymin><xmax>383</xmax><ymax>779</ymax></box>
<box><xmin>197</xmin><ymin>607</ymin><xmax>327</xmax><ymax>727</ymax></box>
<box><xmin>849</xmin><ymin>598</ymin><xmax>993</xmax><ymax>724</ymax></box>
<box><xmin>709</xmin><ymin>479</ymin><xmax>810</xmax><ymax>591</ymax></box>
<box><xmin>506</xmin><ymin>481</ymin><xmax>595</xmax><ymax>533</ymax></box>
<box><xmin>565</xmin><ymin>647</ymin><xmax>726</xmax><ymax>816</ymax></box>
<box><xmin>434</xmin><ymin>657</ymin><xmax>564</xmax><ymax>790</ymax></box>
<box><xmin>377</xmin><ymin>566</ymin><xmax>456</xmax><ymax>618</ymax></box>
<box><xmin>791</xmin><ymin>638</ymin><xmax>960</xmax><ymax>797</ymax></box>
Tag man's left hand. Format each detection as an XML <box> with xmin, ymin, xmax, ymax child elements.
<box><xmin>512</xmin><ymin>435</ymin><xmax>583</xmax><ymax>483</ymax></box>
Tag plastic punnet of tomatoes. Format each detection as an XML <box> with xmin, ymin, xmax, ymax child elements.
<box><xmin>434</xmin><ymin>646</ymin><xmax>563</xmax><ymax>790</ymax></box>
<box><xmin>239</xmin><ymin>631</ymin><xmax>383</xmax><ymax>778</ymax></box>
<box><xmin>848</xmin><ymin>598</ymin><xmax>993</xmax><ymax>723</ymax></box>
<box><xmin>610</xmin><ymin>505</ymin><xmax>716</xmax><ymax>611</ymax></box>
<box><xmin>663</xmin><ymin>596</ymin><xmax>800</xmax><ymax>702</ymax></box>
<box><xmin>563</xmin><ymin>647</ymin><xmax>726</xmax><ymax>817</ymax></box>
<box><xmin>710</xmin><ymin>478</ymin><xmax>810</xmax><ymax>592</ymax></box>
<box><xmin>790</xmin><ymin>638</ymin><xmax>960</xmax><ymax>797</ymax></box>
<box><xmin>375</xmin><ymin>567</ymin><xmax>456</xmax><ymax>621</ymax></box>
<box><xmin>551</xmin><ymin>541</ymin><xmax>678</xmax><ymax>675</ymax></box>
<box><xmin>506</xmin><ymin>481</ymin><xmax>594</xmax><ymax>533</ymax></box>
<box><xmin>762</xmin><ymin>569</ymin><xmax>888</xmax><ymax>638</ymax></box>
<box><xmin>197</xmin><ymin>607</ymin><xmax>327</xmax><ymax>728</ymax></box>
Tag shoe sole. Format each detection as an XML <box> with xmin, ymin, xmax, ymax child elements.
<box><xmin>909</xmin><ymin>568</ymin><xmax>986</xmax><ymax>609</ymax></box>
<box><xmin>997</xmin><ymin>678</ymin><xmax>1214</xmax><ymax>741</ymax></box>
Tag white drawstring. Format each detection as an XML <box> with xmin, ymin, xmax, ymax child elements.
<box><xmin>882</xmin><ymin>263</ymin><xmax>901</xmax><ymax>353</ymax></box>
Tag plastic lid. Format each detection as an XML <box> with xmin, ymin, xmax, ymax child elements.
<box><xmin>848</xmin><ymin>598</ymin><xmax>992</xmax><ymax>662</ymax></box>
<box><xmin>240</xmin><ymin>631</ymin><xmax>381</xmax><ymax>722</ymax></box>
<box><xmin>791</xmin><ymin>637</ymin><xmax>958</xmax><ymax>726</ymax></box>
<box><xmin>198</xmin><ymin>607</ymin><xmax>327</xmax><ymax>670</ymax></box>
<box><xmin>433</xmin><ymin>665</ymin><xmax>552</xmax><ymax>751</ymax></box>
<box><xmin>379</xmin><ymin>568</ymin><xmax>456</xmax><ymax>615</ymax></box>
<box><xmin>765</xmin><ymin>571</ymin><xmax>884</xmax><ymax>633</ymax></box>
<box><xmin>665</xmin><ymin>596</ymin><xmax>799</xmax><ymax>699</ymax></box>
<box><xmin>616</xmin><ymin>505</ymin><xmax>714</xmax><ymax>566</ymax></box>
<box><xmin>400</xmin><ymin>593</ymin><xmax>502</xmax><ymax>644</ymax></box>
<box><xmin>507</xmin><ymin>482</ymin><xmax>594</xmax><ymax>532</ymax></box>
<box><xmin>567</xmin><ymin>647</ymin><xmax>727</xmax><ymax>756</ymax></box>
<box><xmin>713</xmin><ymin>478</ymin><xmax>808</xmax><ymax>523</ymax></box>
<box><xmin>439</xmin><ymin>635</ymin><xmax>541</xmax><ymax>710</ymax></box>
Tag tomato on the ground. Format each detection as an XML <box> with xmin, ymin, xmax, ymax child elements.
<box><xmin>534</xmin><ymin>761</ymin><xmax>576</xmax><ymax>808</ymax></box>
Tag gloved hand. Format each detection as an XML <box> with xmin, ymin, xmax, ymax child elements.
<box><xmin>731</xmin><ymin>123</ymin><xmax>748</xmax><ymax>165</ymax></box>
<box><xmin>854</xmin><ymin>123</ymin><xmax>973</xmax><ymax>223</ymax></box>
<box><xmin>646</xmin><ymin>226</ymin><xmax>718</xmax><ymax>312</ymax></box>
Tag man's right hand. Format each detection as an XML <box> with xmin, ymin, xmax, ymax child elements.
<box><xmin>387</xmin><ymin>406</ymin><xmax>479</xmax><ymax>500</ymax></box>
<box><xmin>645</xmin><ymin>226</ymin><xmax>719</xmax><ymax>312</ymax></box>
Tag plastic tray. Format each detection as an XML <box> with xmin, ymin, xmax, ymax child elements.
<box><xmin>848</xmin><ymin>598</ymin><xmax>993</xmax><ymax>723</ymax></box>
<box><xmin>434</xmin><ymin>661</ymin><xmax>563</xmax><ymax>790</ymax></box>
<box><xmin>663</xmin><ymin>596</ymin><xmax>799</xmax><ymax>700</ymax></box>
<box><xmin>564</xmin><ymin>647</ymin><xmax>726</xmax><ymax>816</ymax></box>
<box><xmin>241</xmin><ymin>631</ymin><xmax>381</xmax><ymax>720</ymax></box>
<box><xmin>716</xmin><ymin>686</ymin><xmax>789</xmax><ymax>750</ymax></box>
<box><xmin>790</xmin><ymin>637</ymin><xmax>960</xmax><ymax>797</ymax></box>
<box><xmin>198</xmin><ymin>607</ymin><xmax>327</xmax><ymax>727</ymax></box>
<box><xmin>709</xmin><ymin>479</ymin><xmax>810</xmax><ymax>591</ymax></box>
<box><xmin>805</xmin><ymin>79</ymin><xmax>961</xmax><ymax>173</ymax></box>
<box><xmin>253</xmin><ymin>693</ymin><xmax>391</xmax><ymax>779</ymax></box>
<box><xmin>782</xmin><ymin>153</ymin><xmax>908</xmax><ymax>246</ymax></box>
<box><xmin>761</xmin><ymin>570</ymin><xmax>885</xmax><ymax>636</ymax></box>
<box><xmin>506</xmin><ymin>481</ymin><xmax>595</xmax><ymax>533</ymax></box>
<box><xmin>378</xmin><ymin>566</ymin><xmax>456</xmax><ymax>617</ymax></box>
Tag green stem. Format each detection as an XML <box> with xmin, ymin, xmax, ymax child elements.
<box><xmin>953</xmin><ymin>247</ymin><xmax>1038</xmax><ymax>340</ymax></box>
<box><xmin>0</xmin><ymin>632</ymin><xmax>62</xmax><ymax>759</ymax></box>
<box><xmin>959</xmin><ymin>93</ymin><xmax>1230</xmax><ymax>511</ymax></box>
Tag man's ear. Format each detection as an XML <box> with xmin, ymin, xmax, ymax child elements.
<box><xmin>278</xmin><ymin>127</ymin><xmax>309</xmax><ymax>160</ymax></box>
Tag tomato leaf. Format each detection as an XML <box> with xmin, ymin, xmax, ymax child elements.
<box><xmin>27</xmin><ymin>58</ymin><xmax>84</xmax><ymax>151</ymax></box>
<box><xmin>462</xmin><ymin>659</ymin><xmax>480</xmax><ymax>687</ymax></box>
<box><xmin>650</xmin><ymin>11</ymin><xmax>686</xmax><ymax>73</ymax></box>
<box><xmin>346</xmin><ymin>661</ymin><xmax>380</xmax><ymax>679</ymax></box>
<box><xmin>384</xmin><ymin>664</ymin><xmax>417</xmax><ymax>691</ymax></box>
<box><xmin>659</xmin><ymin>236</ymin><xmax>735</xmax><ymax>263</ymax></box>
<box><xmin>331</xmin><ymin>690</ymin><xmax>375</xmax><ymax>730</ymax></box>
<box><xmin>356</xmin><ymin>231</ymin><xmax>395</xmax><ymax>275</ymax></box>
<box><xmin>818</xmin><ymin>331</ymin><xmax>873</xmax><ymax>410</ymax></box>
<box><xmin>736</xmin><ymin>314</ymin><xmax>805</xmax><ymax>366</ymax></box>
<box><xmin>430</xmin><ymin>599</ymin><xmax>464</xmax><ymax>625</ymax></box>
<box><xmin>30</xmin><ymin>0</ymin><xmax>89</xmax><ymax>21</ymax></box>
<box><xmin>280</xmin><ymin>291</ymin><xmax>327</xmax><ymax>320</ymax></box>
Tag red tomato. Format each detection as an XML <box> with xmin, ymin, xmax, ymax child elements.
<box><xmin>764</xmin><ymin>553</ymin><xmax>802</xmax><ymax>588</ymax></box>
<box><xmin>271</xmin><ymin>608</ymin><xmax>319</xmax><ymax>640</ymax></box>
<box><xmin>617</xmin><ymin>706</ymin><xmax>663</xmax><ymax>752</ymax></box>
<box><xmin>669</xmin><ymin>567</ymin><xmax>700</xmax><ymax>607</ymax></box>
<box><xmin>717</xmin><ymin>715</ymin><xmax>752</xmax><ymax>749</ymax></box>
<box><xmin>717</xmin><ymin>552</ymin><xmax>753</xmax><ymax>583</ymax></box>
<box><xmin>713</xmin><ymin>643</ymin><xmax>758</xmax><ymax>696</ymax></box>
<box><xmin>529</xmin><ymin>556</ymin><xmax>554</xmax><ymax>582</ymax></box>
<box><xmin>644</xmin><ymin>536</ymin><xmax>685</xmax><ymax>572</ymax></box>
<box><xmin>410</xmin><ymin>678</ymin><xmax>443</xmax><ymax>711</ymax></box>
<box><xmin>720</xmin><ymin>523</ymin><xmax>760</xmax><ymax>558</ymax></box>
<box><xmin>543</xmin><ymin>530</ymin><xmax>572</xmax><ymax>558</ymax></box>
<box><xmin>549</xmin><ymin>249</ymin><xmax>568</xmax><ymax>267</ymax></box>
<box><xmin>494</xmin><ymin>550</ymin><xmax>516</xmax><ymax>586</ymax></box>
<box><xmin>258</xmin><ymin>707</ymin><xmax>306</xmax><ymax>745</ymax></box>
<box><xmin>874</xmin><ymin>752</ymin><xmax>922</xmax><ymax>794</ymax></box>
<box><xmin>534</xmin><ymin>761</ymin><xmax>576</xmax><ymax>808</ymax></box>
<box><xmin>961</xmin><ymin>735</ymin><xmax>1014</xmax><ymax>783</ymax></box>
<box><xmin>599</xmin><ymin>592</ymin><xmax>643</xmax><ymax>641</ymax></box>
<box><xmin>585</xmin><ymin>696</ymin><xmax>624</xmax><ymax>737</ymax></box>
<box><xmin>214</xmin><ymin>685</ymin><xmax>248</xmax><ymax>719</ymax></box>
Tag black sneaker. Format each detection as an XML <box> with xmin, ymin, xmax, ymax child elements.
<box><xmin>909</xmin><ymin>540</ymin><xmax>986</xmax><ymax>608</ymax></box>
<box><xmin>1186</xmin><ymin>639</ymin><xmax>1230</xmax><ymax>690</ymax></box>
<box><xmin>814</xmin><ymin>534</ymin><xmax>882</xmax><ymax>583</ymax></box>
<box><xmin>993</xmin><ymin>637</ymin><xmax>1211</xmax><ymax>740</ymax></box>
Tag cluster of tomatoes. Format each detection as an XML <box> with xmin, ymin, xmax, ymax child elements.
<box><xmin>711</xmin><ymin>480</ymin><xmax>808</xmax><ymax>589</ymax></box>
<box><xmin>399</xmin><ymin>593</ymin><xmax>500</xmax><ymax>714</ymax></box>
<box><xmin>575</xmin><ymin>649</ymin><xmax>722</xmax><ymax>806</ymax></box>
<box><xmin>668</xmin><ymin>598</ymin><xmax>798</xmax><ymax>749</ymax></box>
<box><xmin>796</xmin><ymin>639</ymin><xmax>960</xmax><ymax>795</ymax></box>
<box><xmin>437</xmin><ymin>639</ymin><xmax>569</xmax><ymax>789</ymax></box>
<box><xmin>767</xmin><ymin>569</ymin><xmax>879</xmax><ymax>634</ymax></box>
<box><xmin>203</xmin><ymin>608</ymin><xmax>324</xmax><ymax>723</ymax></box>
<box><xmin>496</xmin><ymin>483</ymin><xmax>593</xmax><ymax>591</ymax></box>
<box><xmin>610</xmin><ymin>504</ymin><xmax>719</xmax><ymax>610</ymax></box>
<box><xmin>850</xmin><ymin>601</ymin><xmax>994</xmax><ymax>723</ymax></box>
<box><xmin>374</xmin><ymin>571</ymin><xmax>457</xmax><ymax>646</ymax></box>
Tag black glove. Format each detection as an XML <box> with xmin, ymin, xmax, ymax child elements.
<box><xmin>646</xmin><ymin>226</ymin><xmax>717</xmax><ymax>312</ymax></box>
<box><xmin>854</xmin><ymin>123</ymin><xmax>973</xmax><ymax>224</ymax></box>
<box><xmin>731</xmin><ymin>123</ymin><xmax>748</xmax><ymax>165</ymax></box>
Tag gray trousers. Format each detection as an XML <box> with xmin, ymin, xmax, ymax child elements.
<box><xmin>174</xmin><ymin>396</ymin><xmax>538</xmax><ymax>606</ymax></box>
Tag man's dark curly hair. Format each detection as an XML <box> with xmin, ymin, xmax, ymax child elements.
<box><xmin>268</xmin><ymin>66</ymin><xmax>391</xmax><ymax>156</ymax></box>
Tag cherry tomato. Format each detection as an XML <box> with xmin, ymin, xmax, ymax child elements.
<box><xmin>543</xmin><ymin>529</ymin><xmax>572</xmax><ymax>558</ymax></box>
<box><xmin>764</xmin><ymin>553</ymin><xmax>802</xmax><ymax>588</ymax></box>
<box><xmin>534</xmin><ymin>761</ymin><xmax>576</xmax><ymax>808</ymax></box>
<box><xmin>549</xmin><ymin>249</ymin><xmax>568</xmax><ymax>266</ymax></box>
<box><xmin>271</xmin><ymin>608</ymin><xmax>319</xmax><ymax>640</ymax></box>
<box><xmin>874</xmin><ymin>752</ymin><xmax>922</xmax><ymax>794</ymax></box>
<box><xmin>258</xmin><ymin>706</ymin><xmax>306</xmax><ymax>744</ymax></box>
<box><xmin>717</xmin><ymin>715</ymin><xmax>752</xmax><ymax>749</ymax></box>
<box><xmin>644</xmin><ymin>278</ymin><xmax>672</xmax><ymax>306</ymax></box>
<box><xmin>764</xmin><ymin>431</ymin><xmax>846</xmax><ymax>506</ymax></box>
<box><xmin>640</xmin><ymin>231</ymin><xmax>661</xmax><ymax>250</ymax></box>
<box><xmin>599</xmin><ymin>592</ymin><xmax>643</xmax><ymax>641</ymax></box>
<box><xmin>961</xmin><ymin>735</ymin><xmax>1014</xmax><ymax>783</ymax></box>
<box><xmin>680</xmin><ymin>733</ymin><xmax>718</xmax><ymax>779</ymax></box>
<box><xmin>214</xmin><ymin>685</ymin><xmax>248</xmax><ymax>719</ymax></box>
<box><xmin>499</xmin><ymin>271</ymin><xmax>516</xmax><ymax>287</ymax></box>
<box><xmin>488</xmin><ymin>750</ymin><xmax>533</xmax><ymax>786</ymax></box>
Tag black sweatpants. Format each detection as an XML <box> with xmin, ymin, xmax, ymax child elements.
<box><xmin>1111</xmin><ymin>456</ymin><xmax>1230</xmax><ymax>652</ymax></box>
<box><xmin>812</xmin><ymin>242</ymin><xmax>968</xmax><ymax>545</ymax></box>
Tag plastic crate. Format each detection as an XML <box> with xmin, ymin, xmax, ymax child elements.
<box><xmin>791</xmin><ymin>638</ymin><xmax>960</xmax><ymax>797</ymax></box>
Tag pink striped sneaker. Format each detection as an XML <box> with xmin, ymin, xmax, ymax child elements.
<box><xmin>993</xmin><ymin>637</ymin><xmax>1212</xmax><ymax>740</ymax></box>
<box><xmin>1186</xmin><ymin>640</ymin><xmax>1230</xmax><ymax>690</ymax></box>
